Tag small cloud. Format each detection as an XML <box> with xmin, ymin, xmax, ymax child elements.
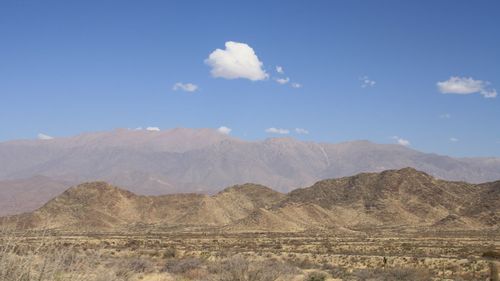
<box><xmin>217</xmin><ymin>126</ymin><xmax>232</xmax><ymax>135</ymax></box>
<box><xmin>437</xmin><ymin>76</ymin><xmax>497</xmax><ymax>98</ymax></box>
<box><xmin>295</xmin><ymin>128</ymin><xmax>309</xmax><ymax>135</ymax></box>
<box><xmin>391</xmin><ymin>136</ymin><xmax>410</xmax><ymax>146</ymax></box>
<box><xmin>205</xmin><ymin>41</ymin><xmax>268</xmax><ymax>81</ymax></box>
<box><xmin>37</xmin><ymin>133</ymin><xmax>54</xmax><ymax>140</ymax></box>
<box><xmin>265</xmin><ymin>127</ymin><xmax>290</xmax><ymax>134</ymax></box>
<box><xmin>173</xmin><ymin>82</ymin><xmax>198</xmax><ymax>92</ymax></box>
<box><xmin>450</xmin><ymin>137</ymin><xmax>459</xmax><ymax>142</ymax></box>
<box><xmin>360</xmin><ymin>76</ymin><xmax>376</xmax><ymax>88</ymax></box>
<box><xmin>275</xmin><ymin>77</ymin><xmax>290</xmax><ymax>85</ymax></box>
<box><xmin>291</xmin><ymin>82</ymin><xmax>302</xmax><ymax>88</ymax></box>
<box><xmin>146</xmin><ymin>127</ymin><xmax>160</xmax><ymax>132</ymax></box>
<box><xmin>276</xmin><ymin>66</ymin><xmax>284</xmax><ymax>74</ymax></box>
<box><xmin>439</xmin><ymin>113</ymin><xmax>451</xmax><ymax>119</ymax></box>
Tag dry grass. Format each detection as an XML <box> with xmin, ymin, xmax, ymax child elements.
<box><xmin>1</xmin><ymin>229</ymin><xmax>498</xmax><ymax>281</ymax></box>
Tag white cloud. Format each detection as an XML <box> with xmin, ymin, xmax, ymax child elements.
<box><xmin>173</xmin><ymin>82</ymin><xmax>198</xmax><ymax>92</ymax></box>
<box><xmin>439</xmin><ymin>113</ymin><xmax>451</xmax><ymax>119</ymax></box>
<box><xmin>291</xmin><ymin>82</ymin><xmax>302</xmax><ymax>88</ymax></box>
<box><xmin>391</xmin><ymin>136</ymin><xmax>410</xmax><ymax>146</ymax></box>
<box><xmin>295</xmin><ymin>128</ymin><xmax>309</xmax><ymax>134</ymax></box>
<box><xmin>480</xmin><ymin>88</ymin><xmax>498</xmax><ymax>98</ymax></box>
<box><xmin>437</xmin><ymin>76</ymin><xmax>497</xmax><ymax>98</ymax></box>
<box><xmin>146</xmin><ymin>127</ymin><xmax>160</xmax><ymax>132</ymax></box>
<box><xmin>276</xmin><ymin>66</ymin><xmax>284</xmax><ymax>74</ymax></box>
<box><xmin>450</xmin><ymin>137</ymin><xmax>459</xmax><ymax>142</ymax></box>
<box><xmin>275</xmin><ymin>77</ymin><xmax>290</xmax><ymax>85</ymax></box>
<box><xmin>37</xmin><ymin>133</ymin><xmax>54</xmax><ymax>140</ymax></box>
<box><xmin>360</xmin><ymin>76</ymin><xmax>376</xmax><ymax>88</ymax></box>
<box><xmin>265</xmin><ymin>127</ymin><xmax>290</xmax><ymax>134</ymax></box>
<box><xmin>217</xmin><ymin>126</ymin><xmax>232</xmax><ymax>135</ymax></box>
<box><xmin>205</xmin><ymin>41</ymin><xmax>268</xmax><ymax>81</ymax></box>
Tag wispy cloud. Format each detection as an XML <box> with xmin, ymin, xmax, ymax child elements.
<box><xmin>450</xmin><ymin>137</ymin><xmax>459</xmax><ymax>142</ymax></box>
<box><xmin>275</xmin><ymin>77</ymin><xmax>290</xmax><ymax>85</ymax></box>
<box><xmin>295</xmin><ymin>128</ymin><xmax>309</xmax><ymax>134</ymax></box>
<box><xmin>360</xmin><ymin>76</ymin><xmax>376</xmax><ymax>88</ymax></box>
<box><xmin>291</xmin><ymin>82</ymin><xmax>302</xmax><ymax>88</ymax></box>
<box><xmin>37</xmin><ymin>133</ymin><xmax>54</xmax><ymax>140</ymax></box>
<box><xmin>391</xmin><ymin>136</ymin><xmax>410</xmax><ymax>146</ymax></box>
<box><xmin>276</xmin><ymin>66</ymin><xmax>284</xmax><ymax>74</ymax></box>
<box><xmin>146</xmin><ymin>127</ymin><xmax>160</xmax><ymax>132</ymax></box>
<box><xmin>437</xmin><ymin>76</ymin><xmax>497</xmax><ymax>98</ymax></box>
<box><xmin>173</xmin><ymin>82</ymin><xmax>198</xmax><ymax>92</ymax></box>
<box><xmin>205</xmin><ymin>41</ymin><xmax>268</xmax><ymax>81</ymax></box>
<box><xmin>265</xmin><ymin>127</ymin><xmax>290</xmax><ymax>134</ymax></box>
<box><xmin>217</xmin><ymin>126</ymin><xmax>232</xmax><ymax>135</ymax></box>
<box><xmin>439</xmin><ymin>113</ymin><xmax>451</xmax><ymax>119</ymax></box>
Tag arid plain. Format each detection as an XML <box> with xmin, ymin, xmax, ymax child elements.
<box><xmin>1</xmin><ymin>168</ymin><xmax>499</xmax><ymax>281</ymax></box>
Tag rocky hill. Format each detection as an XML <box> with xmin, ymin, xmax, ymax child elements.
<box><xmin>2</xmin><ymin>168</ymin><xmax>498</xmax><ymax>233</ymax></box>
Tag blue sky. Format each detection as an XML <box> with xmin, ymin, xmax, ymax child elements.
<box><xmin>0</xmin><ymin>0</ymin><xmax>499</xmax><ymax>157</ymax></box>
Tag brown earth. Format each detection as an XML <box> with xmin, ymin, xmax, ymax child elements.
<box><xmin>2</xmin><ymin>168</ymin><xmax>498</xmax><ymax>233</ymax></box>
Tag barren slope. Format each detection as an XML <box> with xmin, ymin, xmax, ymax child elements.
<box><xmin>2</xmin><ymin>168</ymin><xmax>498</xmax><ymax>233</ymax></box>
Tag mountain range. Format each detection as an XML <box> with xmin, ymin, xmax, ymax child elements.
<box><xmin>2</xmin><ymin>168</ymin><xmax>498</xmax><ymax>232</ymax></box>
<box><xmin>1</xmin><ymin>128</ymin><xmax>500</xmax><ymax>216</ymax></box>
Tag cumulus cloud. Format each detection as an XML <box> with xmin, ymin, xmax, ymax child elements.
<box><xmin>360</xmin><ymin>76</ymin><xmax>376</xmax><ymax>88</ymax></box>
<box><xmin>265</xmin><ymin>127</ymin><xmax>290</xmax><ymax>134</ymax></box>
<box><xmin>173</xmin><ymin>82</ymin><xmax>198</xmax><ymax>92</ymax></box>
<box><xmin>450</xmin><ymin>137</ymin><xmax>459</xmax><ymax>142</ymax></box>
<box><xmin>295</xmin><ymin>128</ymin><xmax>309</xmax><ymax>134</ymax></box>
<box><xmin>275</xmin><ymin>77</ymin><xmax>290</xmax><ymax>85</ymax></box>
<box><xmin>37</xmin><ymin>133</ymin><xmax>53</xmax><ymax>140</ymax></box>
<box><xmin>437</xmin><ymin>76</ymin><xmax>497</xmax><ymax>98</ymax></box>
<box><xmin>291</xmin><ymin>82</ymin><xmax>302</xmax><ymax>88</ymax></box>
<box><xmin>205</xmin><ymin>41</ymin><xmax>268</xmax><ymax>81</ymax></box>
<box><xmin>146</xmin><ymin>127</ymin><xmax>160</xmax><ymax>132</ymax></box>
<box><xmin>391</xmin><ymin>136</ymin><xmax>410</xmax><ymax>146</ymax></box>
<box><xmin>217</xmin><ymin>126</ymin><xmax>232</xmax><ymax>135</ymax></box>
<box><xmin>276</xmin><ymin>66</ymin><xmax>284</xmax><ymax>74</ymax></box>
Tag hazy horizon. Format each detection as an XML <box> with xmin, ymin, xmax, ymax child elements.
<box><xmin>2</xmin><ymin>126</ymin><xmax>500</xmax><ymax>158</ymax></box>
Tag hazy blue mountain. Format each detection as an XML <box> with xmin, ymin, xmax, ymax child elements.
<box><xmin>0</xmin><ymin>128</ymin><xmax>499</xmax><ymax>215</ymax></box>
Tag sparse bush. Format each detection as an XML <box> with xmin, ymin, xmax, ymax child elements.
<box><xmin>491</xmin><ymin>262</ymin><xmax>499</xmax><ymax>281</ymax></box>
<box><xmin>353</xmin><ymin>267</ymin><xmax>431</xmax><ymax>281</ymax></box>
<box><xmin>162</xmin><ymin>257</ymin><xmax>203</xmax><ymax>274</ymax></box>
<box><xmin>483</xmin><ymin>250</ymin><xmax>500</xmax><ymax>260</ymax></box>
<box><xmin>209</xmin><ymin>254</ymin><xmax>299</xmax><ymax>281</ymax></box>
<box><xmin>305</xmin><ymin>271</ymin><xmax>327</xmax><ymax>281</ymax></box>
<box><xmin>322</xmin><ymin>264</ymin><xmax>349</xmax><ymax>278</ymax></box>
<box><xmin>163</xmin><ymin>246</ymin><xmax>177</xmax><ymax>258</ymax></box>
<box><xmin>126</xmin><ymin>258</ymin><xmax>153</xmax><ymax>273</ymax></box>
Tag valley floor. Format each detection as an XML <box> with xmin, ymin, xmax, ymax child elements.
<box><xmin>1</xmin><ymin>229</ymin><xmax>499</xmax><ymax>281</ymax></box>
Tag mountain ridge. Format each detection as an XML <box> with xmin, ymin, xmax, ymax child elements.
<box><xmin>2</xmin><ymin>168</ymin><xmax>498</xmax><ymax>233</ymax></box>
